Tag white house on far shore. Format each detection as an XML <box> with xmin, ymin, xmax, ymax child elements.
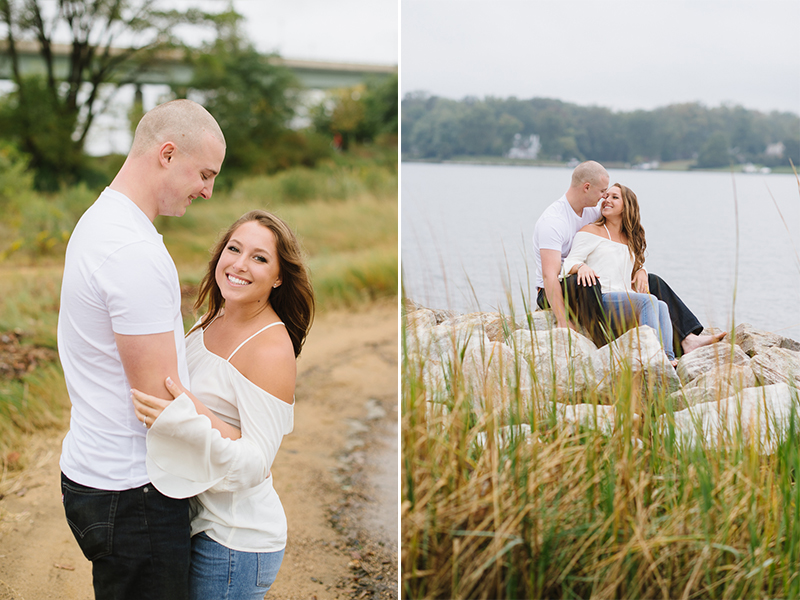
<box><xmin>507</xmin><ymin>134</ymin><xmax>541</xmax><ymax>160</ymax></box>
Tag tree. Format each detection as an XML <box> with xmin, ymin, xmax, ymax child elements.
<box><xmin>360</xmin><ymin>72</ymin><xmax>398</xmax><ymax>142</ymax></box>
<box><xmin>408</xmin><ymin>99</ymin><xmax>462</xmax><ymax>159</ymax></box>
<box><xmin>185</xmin><ymin>9</ymin><xmax>307</xmax><ymax>174</ymax></box>
<box><xmin>400</xmin><ymin>91</ymin><xmax>800</xmax><ymax>166</ymax></box>
<box><xmin>0</xmin><ymin>0</ymin><xmax>219</xmax><ymax>188</ymax></box>
<box><xmin>312</xmin><ymin>73</ymin><xmax>398</xmax><ymax>151</ymax></box>
<box><xmin>493</xmin><ymin>113</ymin><xmax>523</xmax><ymax>155</ymax></box>
<box><xmin>696</xmin><ymin>132</ymin><xmax>731</xmax><ymax>168</ymax></box>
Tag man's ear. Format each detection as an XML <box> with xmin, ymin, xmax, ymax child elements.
<box><xmin>158</xmin><ymin>142</ymin><xmax>177</xmax><ymax>168</ymax></box>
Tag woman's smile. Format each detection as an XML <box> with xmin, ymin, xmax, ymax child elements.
<box><xmin>226</xmin><ymin>273</ymin><xmax>251</xmax><ymax>286</ymax></box>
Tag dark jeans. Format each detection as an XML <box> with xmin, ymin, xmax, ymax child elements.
<box><xmin>537</xmin><ymin>272</ymin><xmax>704</xmax><ymax>355</ymax></box>
<box><xmin>646</xmin><ymin>273</ymin><xmax>704</xmax><ymax>347</ymax></box>
<box><xmin>536</xmin><ymin>274</ymin><xmax>607</xmax><ymax>346</ymax></box>
<box><xmin>61</xmin><ymin>472</ymin><xmax>191</xmax><ymax>600</ymax></box>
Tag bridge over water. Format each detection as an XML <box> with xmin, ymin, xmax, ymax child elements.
<box><xmin>0</xmin><ymin>40</ymin><xmax>395</xmax><ymax>90</ymax></box>
<box><xmin>0</xmin><ymin>40</ymin><xmax>396</xmax><ymax>154</ymax></box>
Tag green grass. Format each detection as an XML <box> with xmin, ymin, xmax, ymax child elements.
<box><xmin>402</xmin><ymin>303</ymin><xmax>800</xmax><ymax>599</ymax></box>
<box><xmin>0</xmin><ymin>162</ymin><xmax>397</xmax><ymax>476</ymax></box>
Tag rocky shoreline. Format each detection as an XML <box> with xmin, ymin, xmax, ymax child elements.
<box><xmin>404</xmin><ymin>300</ymin><xmax>800</xmax><ymax>452</ymax></box>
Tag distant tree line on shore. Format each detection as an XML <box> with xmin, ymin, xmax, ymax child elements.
<box><xmin>401</xmin><ymin>92</ymin><xmax>800</xmax><ymax>168</ymax></box>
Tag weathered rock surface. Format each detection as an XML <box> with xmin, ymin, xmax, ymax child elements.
<box><xmin>403</xmin><ymin>298</ymin><xmax>459</xmax><ymax>324</ymax></box>
<box><xmin>735</xmin><ymin>322</ymin><xmax>800</xmax><ymax>357</ymax></box>
<box><xmin>405</xmin><ymin>307</ymin><xmax>436</xmax><ymax>331</ymax></box>
<box><xmin>512</xmin><ymin>327</ymin><xmax>598</xmax><ymax>398</ymax></box>
<box><xmin>668</xmin><ymin>363</ymin><xmax>756</xmax><ymax>410</ymax></box>
<box><xmin>676</xmin><ymin>341</ymin><xmax>750</xmax><ymax>385</ymax></box>
<box><xmin>515</xmin><ymin>311</ymin><xmax>556</xmax><ymax>334</ymax></box>
<box><xmin>668</xmin><ymin>387</ymin><xmax>717</xmax><ymax>412</ymax></box>
<box><xmin>422</xmin><ymin>321</ymin><xmax>491</xmax><ymax>359</ymax></box>
<box><xmin>553</xmin><ymin>403</ymin><xmax>617</xmax><ymax>436</ymax></box>
<box><xmin>405</xmin><ymin>302</ymin><xmax>800</xmax><ymax>452</ymax></box>
<box><xmin>474</xmin><ymin>424</ymin><xmax>534</xmax><ymax>449</ymax></box>
<box><xmin>663</xmin><ymin>383</ymin><xmax>799</xmax><ymax>454</ymax></box>
<box><xmin>462</xmin><ymin>339</ymin><xmax>528</xmax><ymax>394</ymax></box>
<box><xmin>667</xmin><ymin>363</ymin><xmax>758</xmax><ymax>410</ymax></box>
<box><xmin>594</xmin><ymin>326</ymin><xmax>680</xmax><ymax>396</ymax></box>
<box><xmin>443</xmin><ymin>312</ymin><xmax>516</xmax><ymax>343</ymax></box>
<box><xmin>750</xmin><ymin>347</ymin><xmax>800</xmax><ymax>386</ymax></box>
<box><xmin>685</xmin><ymin>363</ymin><xmax>756</xmax><ymax>393</ymax></box>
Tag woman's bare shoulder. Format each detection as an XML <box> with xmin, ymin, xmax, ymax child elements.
<box><xmin>578</xmin><ymin>223</ymin><xmax>603</xmax><ymax>235</ymax></box>
<box><xmin>232</xmin><ymin>325</ymin><xmax>296</xmax><ymax>403</ymax></box>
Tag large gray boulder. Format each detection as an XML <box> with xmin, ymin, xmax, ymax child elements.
<box><xmin>676</xmin><ymin>341</ymin><xmax>750</xmax><ymax>385</ymax></box>
<box><xmin>511</xmin><ymin>327</ymin><xmax>598</xmax><ymax>399</ymax></box>
<box><xmin>750</xmin><ymin>347</ymin><xmax>800</xmax><ymax>386</ymax></box>
<box><xmin>474</xmin><ymin>424</ymin><xmax>534</xmax><ymax>449</ymax></box>
<box><xmin>668</xmin><ymin>364</ymin><xmax>756</xmax><ymax>411</ymax></box>
<box><xmin>662</xmin><ymin>383</ymin><xmax>800</xmax><ymax>454</ymax></box>
<box><xmin>426</xmin><ymin>321</ymin><xmax>491</xmax><ymax>359</ymax></box>
<box><xmin>734</xmin><ymin>323</ymin><xmax>800</xmax><ymax>357</ymax></box>
<box><xmin>443</xmin><ymin>312</ymin><xmax>516</xmax><ymax>342</ymax></box>
<box><xmin>461</xmin><ymin>339</ymin><xmax>534</xmax><ymax>422</ymax></box>
<box><xmin>516</xmin><ymin>310</ymin><xmax>556</xmax><ymax>333</ymax></box>
<box><xmin>668</xmin><ymin>387</ymin><xmax>716</xmax><ymax>412</ymax></box>
<box><xmin>404</xmin><ymin>301</ymin><xmax>800</xmax><ymax>451</ymax></box>
<box><xmin>403</xmin><ymin>299</ymin><xmax>458</xmax><ymax>324</ymax></box>
<box><xmin>551</xmin><ymin>402</ymin><xmax>617</xmax><ymax>436</ymax></box>
<box><xmin>594</xmin><ymin>326</ymin><xmax>680</xmax><ymax>396</ymax></box>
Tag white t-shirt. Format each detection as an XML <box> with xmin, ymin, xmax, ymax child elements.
<box><xmin>562</xmin><ymin>232</ymin><xmax>635</xmax><ymax>294</ymax></box>
<box><xmin>58</xmin><ymin>188</ymin><xmax>190</xmax><ymax>491</ymax></box>
<box><xmin>532</xmin><ymin>195</ymin><xmax>601</xmax><ymax>289</ymax></box>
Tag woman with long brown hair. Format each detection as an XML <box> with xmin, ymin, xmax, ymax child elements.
<box><xmin>130</xmin><ymin>210</ymin><xmax>314</xmax><ymax>598</ymax></box>
<box><xmin>561</xmin><ymin>183</ymin><xmax>676</xmax><ymax>365</ymax></box>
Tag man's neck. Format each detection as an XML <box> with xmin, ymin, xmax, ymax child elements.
<box><xmin>563</xmin><ymin>188</ymin><xmax>586</xmax><ymax>217</ymax></box>
<box><xmin>109</xmin><ymin>163</ymin><xmax>158</xmax><ymax>222</ymax></box>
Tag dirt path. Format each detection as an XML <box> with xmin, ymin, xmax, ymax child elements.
<box><xmin>0</xmin><ymin>303</ymin><xmax>398</xmax><ymax>600</ymax></box>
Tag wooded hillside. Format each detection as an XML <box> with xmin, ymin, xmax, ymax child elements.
<box><xmin>402</xmin><ymin>93</ymin><xmax>799</xmax><ymax>168</ymax></box>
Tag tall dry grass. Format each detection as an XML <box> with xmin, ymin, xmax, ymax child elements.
<box><xmin>402</xmin><ymin>303</ymin><xmax>800</xmax><ymax>599</ymax></box>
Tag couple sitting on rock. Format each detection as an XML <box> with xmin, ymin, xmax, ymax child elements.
<box><xmin>533</xmin><ymin>160</ymin><xmax>726</xmax><ymax>367</ymax></box>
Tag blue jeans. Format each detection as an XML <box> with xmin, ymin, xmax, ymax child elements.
<box><xmin>189</xmin><ymin>532</ymin><xmax>284</xmax><ymax>600</ymax></box>
<box><xmin>602</xmin><ymin>292</ymin><xmax>676</xmax><ymax>360</ymax></box>
<box><xmin>61</xmin><ymin>472</ymin><xmax>191</xmax><ymax>600</ymax></box>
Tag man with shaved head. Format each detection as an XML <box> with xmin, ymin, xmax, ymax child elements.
<box><xmin>533</xmin><ymin>160</ymin><xmax>723</xmax><ymax>354</ymax></box>
<box><xmin>58</xmin><ymin>99</ymin><xmax>226</xmax><ymax>599</ymax></box>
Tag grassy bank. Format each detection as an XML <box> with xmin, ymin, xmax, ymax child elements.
<box><xmin>402</xmin><ymin>307</ymin><xmax>800</xmax><ymax>599</ymax></box>
<box><xmin>400</xmin><ymin>156</ymin><xmax>796</xmax><ymax>174</ymax></box>
<box><xmin>0</xmin><ymin>161</ymin><xmax>397</xmax><ymax>476</ymax></box>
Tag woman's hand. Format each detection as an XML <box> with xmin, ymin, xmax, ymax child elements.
<box><xmin>632</xmin><ymin>269</ymin><xmax>649</xmax><ymax>293</ymax></box>
<box><xmin>576</xmin><ymin>263</ymin><xmax>599</xmax><ymax>287</ymax></box>
<box><xmin>132</xmin><ymin>376</ymin><xmax>183</xmax><ymax>429</ymax></box>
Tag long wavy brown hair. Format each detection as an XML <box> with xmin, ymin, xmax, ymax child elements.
<box><xmin>190</xmin><ymin>210</ymin><xmax>315</xmax><ymax>358</ymax></box>
<box><xmin>595</xmin><ymin>183</ymin><xmax>647</xmax><ymax>277</ymax></box>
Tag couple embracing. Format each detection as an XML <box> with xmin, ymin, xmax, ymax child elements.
<box><xmin>58</xmin><ymin>100</ymin><xmax>314</xmax><ymax>599</ymax></box>
<box><xmin>533</xmin><ymin>160</ymin><xmax>725</xmax><ymax>365</ymax></box>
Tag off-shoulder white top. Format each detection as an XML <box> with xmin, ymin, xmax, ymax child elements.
<box><xmin>146</xmin><ymin>321</ymin><xmax>294</xmax><ymax>553</ymax></box>
<box><xmin>561</xmin><ymin>231</ymin><xmax>635</xmax><ymax>294</ymax></box>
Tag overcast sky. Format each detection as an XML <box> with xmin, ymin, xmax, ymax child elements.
<box><xmin>183</xmin><ymin>0</ymin><xmax>398</xmax><ymax>65</ymax></box>
<box><xmin>400</xmin><ymin>0</ymin><xmax>799</xmax><ymax>114</ymax></box>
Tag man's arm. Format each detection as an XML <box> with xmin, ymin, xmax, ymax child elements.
<box><xmin>115</xmin><ymin>331</ymin><xmax>241</xmax><ymax>440</ymax></box>
<box><xmin>541</xmin><ymin>249</ymin><xmax>573</xmax><ymax>329</ymax></box>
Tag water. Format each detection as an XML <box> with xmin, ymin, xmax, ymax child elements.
<box><xmin>401</xmin><ymin>162</ymin><xmax>800</xmax><ymax>342</ymax></box>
